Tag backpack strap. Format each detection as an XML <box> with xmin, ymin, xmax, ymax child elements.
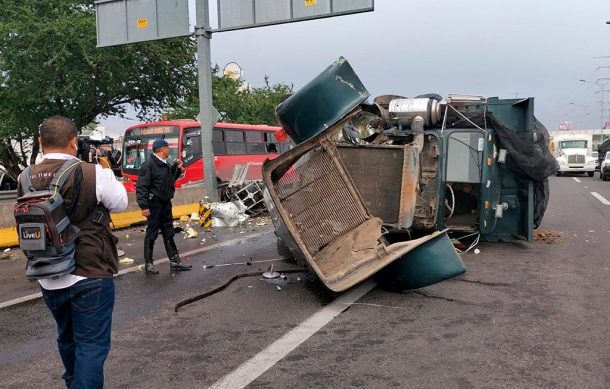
<box><xmin>18</xmin><ymin>166</ymin><xmax>34</xmax><ymax>193</ymax></box>
<box><xmin>49</xmin><ymin>159</ymin><xmax>82</xmax><ymax>197</ymax></box>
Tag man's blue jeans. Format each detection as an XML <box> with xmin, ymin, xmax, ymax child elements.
<box><xmin>41</xmin><ymin>278</ymin><xmax>115</xmax><ymax>389</ymax></box>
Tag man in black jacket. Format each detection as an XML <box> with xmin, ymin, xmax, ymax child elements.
<box><xmin>136</xmin><ymin>138</ymin><xmax>192</xmax><ymax>274</ymax></box>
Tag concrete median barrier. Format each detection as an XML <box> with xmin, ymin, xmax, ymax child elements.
<box><xmin>0</xmin><ymin>185</ymin><xmax>205</xmax><ymax>248</ymax></box>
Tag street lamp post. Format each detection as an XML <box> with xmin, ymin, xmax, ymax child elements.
<box><xmin>580</xmin><ymin>78</ymin><xmax>610</xmax><ymax>141</ymax></box>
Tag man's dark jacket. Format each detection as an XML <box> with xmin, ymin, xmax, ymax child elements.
<box><xmin>136</xmin><ymin>155</ymin><xmax>181</xmax><ymax>209</ymax></box>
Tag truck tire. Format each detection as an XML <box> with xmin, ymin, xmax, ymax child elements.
<box><xmin>556</xmin><ymin>171</ymin><xmax>562</xmax><ymax>177</ymax></box>
<box><xmin>588</xmin><ymin>171</ymin><xmax>595</xmax><ymax>177</ymax></box>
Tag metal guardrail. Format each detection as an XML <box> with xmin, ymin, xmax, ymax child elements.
<box><xmin>0</xmin><ymin>190</ymin><xmax>17</xmax><ymax>202</ymax></box>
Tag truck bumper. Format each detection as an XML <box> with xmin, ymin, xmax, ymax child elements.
<box><xmin>559</xmin><ymin>166</ymin><xmax>595</xmax><ymax>173</ymax></box>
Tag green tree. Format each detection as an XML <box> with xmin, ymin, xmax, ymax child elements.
<box><xmin>0</xmin><ymin>0</ymin><xmax>197</xmax><ymax>179</ymax></box>
<box><xmin>167</xmin><ymin>66</ymin><xmax>293</xmax><ymax>126</ymax></box>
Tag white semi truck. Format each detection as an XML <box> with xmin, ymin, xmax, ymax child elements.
<box><xmin>550</xmin><ymin>133</ymin><xmax>596</xmax><ymax>176</ymax></box>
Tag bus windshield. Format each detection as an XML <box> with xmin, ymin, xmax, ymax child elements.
<box><xmin>123</xmin><ymin>136</ymin><xmax>179</xmax><ymax>172</ymax></box>
<box><xmin>560</xmin><ymin>140</ymin><xmax>587</xmax><ymax>149</ymax></box>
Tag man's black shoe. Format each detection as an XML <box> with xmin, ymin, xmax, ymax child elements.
<box><xmin>144</xmin><ymin>263</ymin><xmax>159</xmax><ymax>274</ymax></box>
<box><xmin>170</xmin><ymin>259</ymin><xmax>192</xmax><ymax>271</ymax></box>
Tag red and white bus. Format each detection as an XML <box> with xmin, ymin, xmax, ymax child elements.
<box><xmin>121</xmin><ymin>119</ymin><xmax>290</xmax><ymax>193</ymax></box>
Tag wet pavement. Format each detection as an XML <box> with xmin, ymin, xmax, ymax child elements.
<box><xmin>1</xmin><ymin>176</ymin><xmax>610</xmax><ymax>388</ymax></box>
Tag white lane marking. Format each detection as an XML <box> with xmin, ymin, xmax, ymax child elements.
<box><xmin>0</xmin><ymin>293</ymin><xmax>42</xmax><ymax>309</ymax></box>
<box><xmin>572</xmin><ymin>177</ymin><xmax>581</xmax><ymax>183</ymax></box>
<box><xmin>591</xmin><ymin>192</ymin><xmax>610</xmax><ymax>205</ymax></box>
<box><xmin>210</xmin><ymin>280</ymin><xmax>377</xmax><ymax>389</ymax></box>
<box><xmin>0</xmin><ymin>231</ymin><xmax>272</xmax><ymax>310</ymax></box>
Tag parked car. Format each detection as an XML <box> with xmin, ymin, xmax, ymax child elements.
<box><xmin>600</xmin><ymin>153</ymin><xmax>610</xmax><ymax>180</ymax></box>
<box><xmin>592</xmin><ymin>151</ymin><xmax>600</xmax><ymax>171</ymax></box>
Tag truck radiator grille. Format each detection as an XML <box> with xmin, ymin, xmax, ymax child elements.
<box><xmin>337</xmin><ymin>146</ymin><xmax>403</xmax><ymax>224</ymax></box>
<box><xmin>273</xmin><ymin>145</ymin><xmax>367</xmax><ymax>255</ymax></box>
<box><xmin>568</xmin><ymin>154</ymin><xmax>585</xmax><ymax>164</ymax></box>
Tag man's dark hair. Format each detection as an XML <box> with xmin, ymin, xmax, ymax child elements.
<box><xmin>39</xmin><ymin>116</ymin><xmax>78</xmax><ymax>149</ymax></box>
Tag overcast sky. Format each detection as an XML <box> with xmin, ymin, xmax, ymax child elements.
<box><xmin>101</xmin><ymin>0</ymin><xmax>610</xmax><ymax>136</ymax></box>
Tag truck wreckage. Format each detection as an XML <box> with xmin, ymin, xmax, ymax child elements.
<box><xmin>262</xmin><ymin>57</ymin><xmax>558</xmax><ymax>293</ymax></box>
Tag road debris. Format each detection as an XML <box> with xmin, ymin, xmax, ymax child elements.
<box><xmin>117</xmin><ymin>249</ymin><xmax>126</xmax><ymax>257</ymax></box>
<box><xmin>3</xmin><ymin>248</ymin><xmax>10</xmax><ymax>253</ymax></box>
<box><xmin>180</xmin><ymin>215</ymin><xmax>190</xmax><ymax>223</ymax></box>
<box><xmin>184</xmin><ymin>227</ymin><xmax>199</xmax><ymax>239</ymax></box>
<box><xmin>119</xmin><ymin>257</ymin><xmax>135</xmax><ymax>265</ymax></box>
<box><xmin>534</xmin><ymin>229</ymin><xmax>561</xmax><ymax>244</ymax></box>
<box><xmin>474</xmin><ymin>249</ymin><xmax>481</xmax><ymax>255</ymax></box>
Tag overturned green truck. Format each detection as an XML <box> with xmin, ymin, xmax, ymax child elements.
<box><xmin>262</xmin><ymin>57</ymin><xmax>558</xmax><ymax>292</ymax></box>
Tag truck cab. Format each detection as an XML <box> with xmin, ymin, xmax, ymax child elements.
<box><xmin>262</xmin><ymin>58</ymin><xmax>558</xmax><ymax>292</ymax></box>
<box><xmin>553</xmin><ymin>138</ymin><xmax>596</xmax><ymax>176</ymax></box>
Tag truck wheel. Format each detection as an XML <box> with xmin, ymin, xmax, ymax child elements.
<box><xmin>604</xmin><ymin>174</ymin><xmax>608</xmax><ymax>182</ymax></box>
<box><xmin>588</xmin><ymin>171</ymin><xmax>594</xmax><ymax>177</ymax></box>
<box><xmin>556</xmin><ymin>171</ymin><xmax>562</xmax><ymax>177</ymax></box>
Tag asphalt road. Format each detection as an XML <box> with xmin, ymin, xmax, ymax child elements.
<box><xmin>1</xmin><ymin>174</ymin><xmax>609</xmax><ymax>388</ymax></box>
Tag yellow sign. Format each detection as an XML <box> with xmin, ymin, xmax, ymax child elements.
<box><xmin>305</xmin><ymin>0</ymin><xmax>317</xmax><ymax>6</ymax></box>
<box><xmin>137</xmin><ymin>18</ymin><xmax>149</xmax><ymax>29</ymax></box>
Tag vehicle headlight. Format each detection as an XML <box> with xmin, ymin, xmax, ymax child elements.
<box><xmin>587</xmin><ymin>160</ymin><xmax>596</xmax><ymax>165</ymax></box>
<box><xmin>558</xmin><ymin>159</ymin><xmax>567</xmax><ymax>166</ymax></box>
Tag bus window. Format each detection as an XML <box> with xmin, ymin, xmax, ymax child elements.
<box><xmin>182</xmin><ymin>127</ymin><xmax>202</xmax><ymax>166</ymax></box>
<box><xmin>279</xmin><ymin>139</ymin><xmax>292</xmax><ymax>153</ymax></box>
<box><xmin>245</xmin><ymin>131</ymin><xmax>266</xmax><ymax>154</ymax></box>
<box><xmin>225</xmin><ymin>130</ymin><xmax>246</xmax><ymax>155</ymax></box>
<box><xmin>264</xmin><ymin>132</ymin><xmax>279</xmax><ymax>153</ymax></box>
<box><xmin>123</xmin><ymin>137</ymin><xmax>179</xmax><ymax>171</ymax></box>
<box><xmin>212</xmin><ymin>128</ymin><xmax>226</xmax><ymax>155</ymax></box>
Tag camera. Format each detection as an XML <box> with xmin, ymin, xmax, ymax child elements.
<box><xmin>77</xmin><ymin>135</ymin><xmax>122</xmax><ymax>176</ymax></box>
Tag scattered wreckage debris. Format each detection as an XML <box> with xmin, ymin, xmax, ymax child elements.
<box><xmin>260</xmin><ymin>56</ymin><xmax>557</xmax><ymax>293</ymax></box>
<box><xmin>533</xmin><ymin>229</ymin><xmax>561</xmax><ymax>244</ymax></box>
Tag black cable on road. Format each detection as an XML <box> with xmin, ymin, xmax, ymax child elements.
<box><xmin>174</xmin><ymin>268</ymin><xmax>308</xmax><ymax>312</ymax></box>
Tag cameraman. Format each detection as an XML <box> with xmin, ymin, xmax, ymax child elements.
<box><xmin>19</xmin><ymin>116</ymin><xmax>128</xmax><ymax>388</ymax></box>
<box><xmin>136</xmin><ymin>138</ymin><xmax>192</xmax><ymax>274</ymax></box>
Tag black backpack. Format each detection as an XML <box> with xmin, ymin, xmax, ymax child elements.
<box><xmin>15</xmin><ymin>160</ymin><xmax>82</xmax><ymax>279</ymax></box>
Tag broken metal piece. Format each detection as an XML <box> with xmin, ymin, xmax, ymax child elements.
<box><xmin>262</xmin><ymin>264</ymin><xmax>280</xmax><ymax>279</ymax></box>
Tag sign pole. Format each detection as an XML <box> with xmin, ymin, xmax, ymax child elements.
<box><xmin>195</xmin><ymin>0</ymin><xmax>218</xmax><ymax>201</ymax></box>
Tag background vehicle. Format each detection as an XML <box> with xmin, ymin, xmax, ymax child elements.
<box><xmin>600</xmin><ymin>153</ymin><xmax>610</xmax><ymax>181</ymax></box>
<box><xmin>592</xmin><ymin>151</ymin><xmax>599</xmax><ymax>171</ymax></box>
<box><xmin>550</xmin><ymin>135</ymin><xmax>596</xmax><ymax>176</ymax></box>
<box><xmin>121</xmin><ymin>120</ymin><xmax>291</xmax><ymax>193</ymax></box>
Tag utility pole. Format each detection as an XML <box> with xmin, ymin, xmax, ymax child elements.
<box><xmin>580</xmin><ymin>78</ymin><xmax>610</xmax><ymax>141</ymax></box>
<box><xmin>195</xmin><ymin>0</ymin><xmax>218</xmax><ymax>201</ymax></box>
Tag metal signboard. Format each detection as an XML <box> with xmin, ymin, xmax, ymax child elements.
<box><xmin>216</xmin><ymin>0</ymin><xmax>374</xmax><ymax>32</ymax></box>
<box><xmin>95</xmin><ymin>0</ymin><xmax>190</xmax><ymax>47</ymax></box>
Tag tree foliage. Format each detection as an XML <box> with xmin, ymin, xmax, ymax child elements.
<box><xmin>167</xmin><ymin>66</ymin><xmax>293</xmax><ymax>126</ymax></box>
<box><xmin>0</xmin><ymin>0</ymin><xmax>197</xmax><ymax>178</ymax></box>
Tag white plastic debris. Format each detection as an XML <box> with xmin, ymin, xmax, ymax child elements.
<box><xmin>276</xmin><ymin>285</ymin><xmax>282</xmax><ymax>291</ymax></box>
<box><xmin>3</xmin><ymin>248</ymin><xmax>10</xmax><ymax>253</ymax></box>
<box><xmin>474</xmin><ymin>248</ymin><xmax>481</xmax><ymax>255</ymax></box>
<box><xmin>117</xmin><ymin>249</ymin><xmax>125</xmax><ymax>257</ymax></box>
<box><xmin>210</xmin><ymin>202</ymin><xmax>250</xmax><ymax>227</ymax></box>
<box><xmin>190</xmin><ymin>212</ymin><xmax>201</xmax><ymax>221</ymax></box>
<box><xmin>184</xmin><ymin>227</ymin><xmax>199</xmax><ymax>239</ymax></box>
